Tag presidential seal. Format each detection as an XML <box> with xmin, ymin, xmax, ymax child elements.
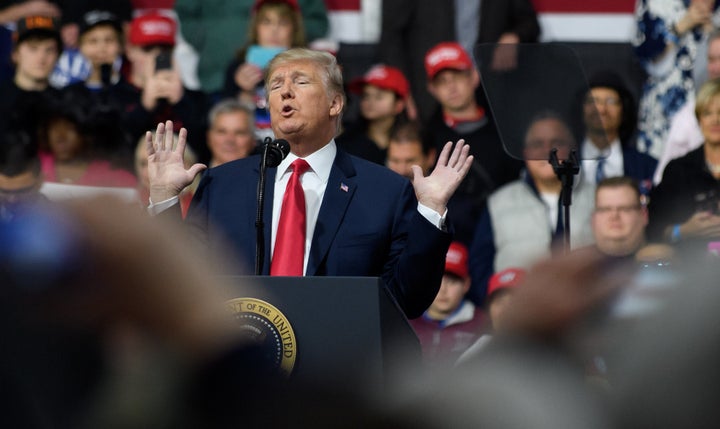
<box><xmin>226</xmin><ymin>298</ymin><xmax>297</xmax><ymax>376</ymax></box>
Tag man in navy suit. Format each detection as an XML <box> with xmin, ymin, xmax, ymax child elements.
<box><xmin>146</xmin><ymin>48</ymin><xmax>472</xmax><ymax>318</ymax></box>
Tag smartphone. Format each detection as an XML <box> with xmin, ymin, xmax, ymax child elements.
<box><xmin>155</xmin><ymin>51</ymin><xmax>173</xmax><ymax>72</ymax></box>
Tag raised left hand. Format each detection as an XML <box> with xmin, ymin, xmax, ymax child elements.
<box><xmin>411</xmin><ymin>139</ymin><xmax>473</xmax><ymax>214</ymax></box>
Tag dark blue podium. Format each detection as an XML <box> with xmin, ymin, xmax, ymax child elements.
<box><xmin>225</xmin><ymin>276</ymin><xmax>422</xmax><ymax>388</ymax></box>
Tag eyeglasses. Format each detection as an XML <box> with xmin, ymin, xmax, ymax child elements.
<box><xmin>594</xmin><ymin>204</ymin><xmax>642</xmax><ymax>215</ymax></box>
<box><xmin>584</xmin><ymin>97</ymin><xmax>621</xmax><ymax>107</ymax></box>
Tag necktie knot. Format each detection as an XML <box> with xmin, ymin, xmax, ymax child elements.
<box><xmin>291</xmin><ymin>159</ymin><xmax>310</xmax><ymax>176</ymax></box>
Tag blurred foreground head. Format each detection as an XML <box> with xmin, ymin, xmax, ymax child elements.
<box><xmin>0</xmin><ymin>197</ymin><xmax>260</xmax><ymax>428</ymax></box>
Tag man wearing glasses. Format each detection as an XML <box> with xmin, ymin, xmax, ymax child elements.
<box><xmin>580</xmin><ymin>70</ymin><xmax>657</xmax><ymax>198</ymax></box>
<box><xmin>591</xmin><ymin>176</ymin><xmax>650</xmax><ymax>259</ymax></box>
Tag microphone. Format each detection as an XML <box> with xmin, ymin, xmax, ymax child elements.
<box><xmin>255</xmin><ymin>137</ymin><xmax>291</xmax><ymax>274</ymax></box>
<box><xmin>264</xmin><ymin>138</ymin><xmax>290</xmax><ymax>167</ymax></box>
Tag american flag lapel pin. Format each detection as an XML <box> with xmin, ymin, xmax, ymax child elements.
<box><xmin>340</xmin><ymin>182</ymin><xmax>348</xmax><ymax>192</ymax></box>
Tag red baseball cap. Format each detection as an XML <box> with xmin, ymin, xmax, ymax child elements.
<box><xmin>444</xmin><ymin>242</ymin><xmax>469</xmax><ymax>279</ymax></box>
<box><xmin>253</xmin><ymin>0</ymin><xmax>300</xmax><ymax>13</ymax></box>
<box><xmin>129</xmin><ymin>13</ymin><xmax>176</xmax><ymax>47</ymax></box>
<box><xmin>487</xmin><ymin>267</ymin><xmax>525</xmax><ymax>298</ymax></box>
<box><xmin>424</xmin><ymin>41</ymin><xmax>473</xmax><ymax>80</ymax></box>
<box><xmin>348</xmin><ymin>64</ymin><xmax>410</xmax><ymax>99</ymax></box>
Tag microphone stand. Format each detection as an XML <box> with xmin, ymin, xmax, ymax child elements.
<box><xmin>255</xmin><ymin>138</ymin><xmax>290</xmax><ymax>274</ymax></box>
<box><xmin>549</xmin><ymin>148</ymin><xmax>579</xmax><ymax>255</ymax></box>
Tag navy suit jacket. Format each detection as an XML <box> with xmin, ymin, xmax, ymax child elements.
<box><xmin>182</xmin><ymin>149</ymin><xmax>451</xmax><ymax>318</ymax></box>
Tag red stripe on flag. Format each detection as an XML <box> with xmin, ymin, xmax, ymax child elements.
<box><xmin>324</xmin><ymin>0</ymin><xmax>361</xmax><ymax>11</ymax></box>
<box><xmin>531</xmin><ymin>0</ymin><xmax>635</xmax><ymax>13</ymax></box>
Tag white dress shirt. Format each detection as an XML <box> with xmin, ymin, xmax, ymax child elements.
<box><xmin>272</xmin><ymin>140</ymin><xmax>336</xmax><ymax>274</ymax></box>
<box><xmin>581</xmin><ymin>137</ymin><xmax>623</xmax><ymax>187</ymax></box>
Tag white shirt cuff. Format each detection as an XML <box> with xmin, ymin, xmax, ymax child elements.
<box><xmin>417</xmin><ymin>203</ymin><xmax>447</xmax><ymax>230</ymax></box>
<box><xmin>147</xmin><ymin>195</ymin><xmax>179</xmax><ymax>216</ymax></box>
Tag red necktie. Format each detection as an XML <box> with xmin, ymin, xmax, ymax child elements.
<box><xmin>271</xmin><ymin>159</ymin><xmax>310</xmax><ymax>276</ymax></box>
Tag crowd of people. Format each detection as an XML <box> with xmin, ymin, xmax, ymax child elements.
<box><xmin>3</xmin><ymin>0</ymin><xmax>720</xmax><ymax>427</ymax></box>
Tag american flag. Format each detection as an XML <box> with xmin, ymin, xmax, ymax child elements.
<box><xmin>323</xmin><ymin>0</ymin><xmax>637</xmax><ymax>44</ymax></box>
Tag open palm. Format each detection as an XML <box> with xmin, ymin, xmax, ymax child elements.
<box><xmin>411</xmin><ymin>139</ymin><xmax>473</xmax><ymax>214</ymax></box>
<box><xmin>147</xmin><ymin>121</ymin><xmax>207</xmax><ymax>202</ymax></box>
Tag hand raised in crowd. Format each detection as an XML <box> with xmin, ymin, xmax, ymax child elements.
<box><xmin>234</xmin><ymin>63</ymin><xmax>264</xmax><ymax>93</ymax></box>
<box><xmin>147</xmin><ymin>121</ymin><xmax>206</xmax><ymax>203</ymax></box>
<box><xmin>411</xmin><ymin>139</ymin><xmax>473</xmax><ymax>215</ymax></box>
<box><xmin>676</xmin><ymin>0</ymin><xmax>714</xmax><ymax>35</ymax></box>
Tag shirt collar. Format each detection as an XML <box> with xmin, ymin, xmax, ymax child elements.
<box><xmin>276</xmin><ymin>139</ymin><xmax>336</xmax><ymax>184</ymax></box>
<box><xmin>582</xmin><ymin>137</ymin><xmax>621</xmax><ymax>158</ymax></box>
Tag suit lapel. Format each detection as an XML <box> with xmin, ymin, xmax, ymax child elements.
<box><xmin>306</xmin><ymin>150</ymin><xmax>357</xmax><ymax>275</ymax></box>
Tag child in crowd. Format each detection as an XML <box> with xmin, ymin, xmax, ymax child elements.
<box><xmin>76</xmin><ymin>10</ymin><xmax>124</xmax><ymax>89</ymax></box>
<box><xmin>456</xmin><ymin>267</ymin><xmax>525</xmax><ymax>364</ymax></box>
<box><xmin>223</xmin><ymin>0</ymin><xmax>306</xmax><ymax>141</ymax></box>
<box><xmin>409</xmin><ymin>242</ymin><xmax>487</xmax><ymax>368</ymax></box>
<box><xmin>1</xmin><ymin>15</ymin><xmax>62</xmax><ymax>129</ymax></box>
<box><xmin>337</xmin><ymin>64</ymin><xmax>409</xmax><ymax>165</ymax></box>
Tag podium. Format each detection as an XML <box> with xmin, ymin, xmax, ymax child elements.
<box><xmin>225</xmin><ymin>276</ymin><xmax>422</xmax><ymax>388</ymax></box>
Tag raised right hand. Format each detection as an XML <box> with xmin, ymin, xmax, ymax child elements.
<box><xmin>147</xmin><ymin>121</ymin><xmax>206</xmax><ymax>203</ymax></box>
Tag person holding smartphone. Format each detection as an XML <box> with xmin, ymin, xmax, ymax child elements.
<box><xmin>222</xmin><ymin>0</ymin><xmax>307</xmax><ymax>142</ymax></box>
<box><xmin>123</xmin><ymin>12</ymin><xmax>210</xmax><ymax>164</ymax></box>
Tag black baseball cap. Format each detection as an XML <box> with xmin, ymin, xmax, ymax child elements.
<box><xmin>14</xmin><ymin>15</ymin><xmax>62</xmax><ymax>49</ymax></box>
<box><xmin>79</xmin><ymin>10</ymin><xmax>122</xmax><ymax>36</ymax></box>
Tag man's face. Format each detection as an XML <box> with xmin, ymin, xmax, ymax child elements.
<box><xmin>386</xmin><ymin>140</ymin><xmax>428</xmax><ymax>179</ymax></box>
<box><xmin>523</xmin><ymin>118</ymin><xmax>573</xmax><ymax>183</ymax></box>
<box><xmin>427</xmin><ymin>69</ymin><xmax>478</xmax><ymax>113</ymax></box>
<box><xmin>707</xmin><ymin>38</ymin><xmax>720</xmax><ymax>80</ymax></box>
<box><xmin>207</xmin><ymin>111</ymin><xmax>255</xmax><ymax>165</ymax></box>
<box><xmin>13</xmin><ymin>38</ymin><xmax>59</xmax><ymax>82</ymax></box>
<box><xmin>267</xmin><ymin>59</ymin><xmax>342</xmax><ymax>150</ymax></box>
<box><xmin>583</xmin><ymin>87</ymin><xmax>623</xmax><ymax>138</ymax></box>
<box><xmin>79</xmin><ymin>25</ymin><xmax>121</xmax><ymax>67</ymax></box>
<box><xmin>428</xmin><ymin>274</ymin><xmax>469</xmax><ymax>318</ymax></box>
<box><xmin>592</xmin><ymin>186</ymin><xmax>648</xmax><ymax>256</ymax></box>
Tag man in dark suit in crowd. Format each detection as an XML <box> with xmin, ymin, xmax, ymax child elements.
<box><xmin>147</xmin><ymin>48</ymin><xmax>472</xmax><ymax>319</ymax></box>
<box><xmin>379</xmin><ymin>0</ymin><xmax>540</xmax><ymax>122</ymax></box>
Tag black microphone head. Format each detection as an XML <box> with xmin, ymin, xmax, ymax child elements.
<box><xmin>265</xmin><ymin>138</ymin><xmax>290</xmax><ymax>168</ymax></box>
